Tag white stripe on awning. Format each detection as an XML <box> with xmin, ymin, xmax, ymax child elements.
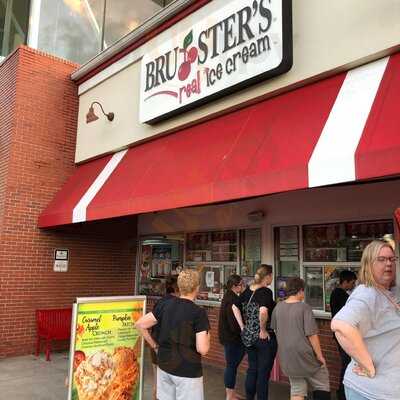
<box><xmin>308</xmin><ymin>57</ymin><xmax>389</xmax><ymax>188</ymax></box>
<box><xmin>72</xmin><ymin>149</ymin><xmax>128</xmax><ymax>223</ymax></box>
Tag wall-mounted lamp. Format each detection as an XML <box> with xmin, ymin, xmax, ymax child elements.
<box><xmin>86</xmin><ymin>101</ymin><xmax>114</xmax><ymax>124</ymax></box>
<box><xmin>247</xmin><ymin>210</ymin><xmax>265</xmax><ymax>222</ymax></box>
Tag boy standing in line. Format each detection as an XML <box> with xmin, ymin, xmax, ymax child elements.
<box><xmin>271</xmin><ymin>277</ymin><xmax>330</xmax><ymax>400</ymax></box>
<box><xmin>330</xmin><ymin>270</ymin><xmax>357</xmax><ymax>400</ymax></box>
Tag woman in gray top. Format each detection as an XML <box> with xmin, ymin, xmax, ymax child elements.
<box><xmin>331</xmin><ymin>240</ymin><xmax>400</xmax><ymax>400</ymax></box>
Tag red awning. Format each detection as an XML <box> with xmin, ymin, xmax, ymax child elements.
<box><xmin>395</xmin><ymin>208</ymin><xmax>400</xmax><ymax>232</ymax></box>
<box><xmin>39</xmin><ymin>53</ymin><xmax>400</xmax><ymax>228</ymax></box>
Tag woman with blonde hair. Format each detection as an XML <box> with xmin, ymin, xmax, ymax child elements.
<box><xmin>233</xmin><ymin>265</ymin><xmax>277</xmax><ymax>400</ymax></box>
<box><xmin>331</xmin><ymin>240</ymin><xmax>400</xmax><ymax>400</ymax></box>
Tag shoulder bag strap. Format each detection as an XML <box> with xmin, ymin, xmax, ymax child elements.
<box><xmin>378</xmin><ymin>288</ymin><xmax>400</xmax><ymax>312</ymax></box>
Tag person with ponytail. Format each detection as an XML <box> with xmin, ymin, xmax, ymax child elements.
<box><xmin>219</xmin><ymin>274</ymin><xmax>246</xmax><ymax>400</ymax></box>
<box><xmin>233</xmin><ymin>265</ymin><xmax>277</xmax><ymax>400</ymax></box>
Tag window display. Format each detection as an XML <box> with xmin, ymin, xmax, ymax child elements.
<box><xmin>303</xmin><ymin>221</ymin><xmax>393</xmax><ymax>262</ymax></box>
<box><xmin>275</xmin><ymin>219</ymin><xmax>394</xmax><ymax>313</ymax></box>
<box><xmin>240</xmin><ymin>228</ymin><xmax>262</xmax><ymax>275</ymax></box>
<box><xmin>186</xmin><ymin>230</ymin><xmax>237</xmax><ymax>263</ymax></box>
<box><xmin>138</xmin><ymin>236</ymin><xmax>184</xmax><ymax>297</ymax></box>
<box><xmin>274</xmin><ymin>226</ymin><xmax>300</xmax><ymax>299</ymax></box>
<box><xmin>303</xmin><ymin>224</ymin><xmax>346</xmax><ymax>262</ymax></box>
<box><xmin>324</xmin><ymin>266</ymin><xmax>359</xmax><ymax>312</ymax></box>
<box><xmin>304</xmin><ymin>266</ymin><xmax>323</xmax><ymax>310</ymax></box>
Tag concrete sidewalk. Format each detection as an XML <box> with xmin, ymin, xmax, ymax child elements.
<box><xmin>0</xmin><ymin>349</ymin><xmax>290</xmax><ymax>399</ymax></box>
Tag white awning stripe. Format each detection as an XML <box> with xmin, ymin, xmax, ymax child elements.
<box><xmin>72</xmin><ymin>149</ymin><xmax>128</xmax><ymax>223</ymax></box>
<box><xmin>308</xmin><ymin>57</ymin><xmax>389</xmax><ymax>188</ymax></box>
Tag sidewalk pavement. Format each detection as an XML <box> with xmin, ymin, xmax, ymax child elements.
<box><xmin>0</xmin><ymin>348</ymin><xmax>290</xmax><ymax>399</ymax></box>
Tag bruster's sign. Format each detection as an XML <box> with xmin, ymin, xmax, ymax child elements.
<box><xmin>139</xmin><ymin>0</ymin><xmax>292</xmax><ymax>124</ymax></box>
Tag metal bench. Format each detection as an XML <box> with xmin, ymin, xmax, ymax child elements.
<box><xmin>35</xmin><ymin>308</ymin><xmax>72</xmax><ymax>361</ymax></box>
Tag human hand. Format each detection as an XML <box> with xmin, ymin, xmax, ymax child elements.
<box><xmin>353</xmin><ymin>363</ymin><xmax>375</xmax><ymax>378</ymax></box>
<box><xmin>317</xmin><ymin>355</ymin><xmax>326</xmax><ymax>366</ymax></box>
<box><xmin>259</xmin><ymin>329</ymin><xmax>270</xmax><ymax>341</ymax></box>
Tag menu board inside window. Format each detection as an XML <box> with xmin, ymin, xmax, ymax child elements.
<box><xmin>240</xmin><ymin>228</ymin><xmax>261</xmax><ymax>276</ymax></box>
<box><xmin>276</xmin><ymin>226</ymin><xmax>300</xmax><ymax>277</ymax></box>
<box><xmin>346</xmin><ymin>221</ymin><xmax>394</xmax><ymax>262</ymax></box>
<box><xmin>186</xmin><ymin>230</ymin><xmax>237</xmax><ymax>263</ymax></box>
<box><xmin>274</xmin><ymin>226</ymin><xmax>300</xmax><ymax>299</ymax></box>
<box><xmin>303</xmin><ymin>224</ymin><xmax>347</xmax><ymax>262</ymax></box>
<box><xmin>303</xmin><ymin>220</ymin><xmax>394</xmax><ymax>263</ymax></box>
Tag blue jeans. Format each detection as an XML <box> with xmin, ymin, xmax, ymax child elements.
<box><xmin>345</xmin><ymin>386</ymin><xmax>371</xmax><ymax>400</ymax></box>
<box><xmin>224</xmin><ymin>342</ymin><xmax>245</xmax><ymax>389</ymax></box>
<box><xmin>245</xmin><ymin>335</ymin><xmax>278</xmax><ymax>400</ymax></box>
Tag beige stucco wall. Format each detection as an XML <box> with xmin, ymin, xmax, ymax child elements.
<box><xmin>76</xmin><ymin>0</ymin><xmax>400</xmax><ymax>163</ymax></box>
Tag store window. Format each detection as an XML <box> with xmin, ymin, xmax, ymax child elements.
<box><xmin>137</xmin><ymin>234</ymin><xmax>184</xmax><ymax>297</ymax></box>
<box><xmin>275</xmin><ymin>220</ymin><xmax>394</xmax><ymax>313</ymax></box>
<box><xmin>35</xmin><ymin>0</ymin><xmax>175</xmax><ymax>64</ymax></box>
<box><xmin>103</xmin><ymin>0</ymin><xmax>174</xmax><ymax>47</ymax></box>
<box><xmin>137</xmin><ymin>227</ymin><xmax>262</xmax><ymax>303</ymax></box>
<box><xmin>0</xmin><ymin>0</ymin><xmax>30</xmax><ymax>58</ymax></box>
<box><xmin>186</xmin><ymin>230</ymin><xmax>238</xmax><ymax>302</ymax></box>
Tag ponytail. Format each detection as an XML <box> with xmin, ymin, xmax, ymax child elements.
<box><xmin>254</xmin><ymin>264</ymin><xmax>273</xmax><ymax>284</ymax></box>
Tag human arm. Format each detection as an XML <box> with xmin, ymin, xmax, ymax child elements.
<box><xmin>134</xmin><ymin>312</ymin><xmax>159</xmax><ymax>351</ymax></box>
<box><xmin>257</xmin><ymin>288</ymin><xmax>274</xmax><ymax>340</ymax></box>
<box><xmin>232</xmin><ymin>304</ymin><xmax>244</xmax><ymax>331</ymax></box>
<box><xmin>331</xmin><ymin>319</ymin><xmax>375</xmax><ymax>377</ymax></box>
<box><xmin>196</xmin><ymin>331</ymin><xmax>211</xmax><ymax>356</ymax></box>
<box><xmin>195</xmin><ymin>308</ymin><xmax>211</xmax><ymax>356</ymax></box>
<box><xmin>259</xmin><ymin>306</ymin><xmax>269</xmax><ymax>340</ymax></box>
<box><xmin>308</xmin><ymin>334</ymin><xmax>326</xmax><ymax>366</ymax></box>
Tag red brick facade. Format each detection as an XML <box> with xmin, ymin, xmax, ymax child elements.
<box><xmin>0</xmin><ymin>47</ymin><xmax>137</xmax><ymax>358</ymax></box>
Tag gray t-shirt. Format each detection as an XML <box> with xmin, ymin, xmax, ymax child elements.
<box><xmin>271</xmin><ymin>301</ymin><xmax>321</xmax><ymax>377</ymax></box>
<box><xmin>333</xmin><ymin>284</ymin><xmax>400</xmax><ymax>400</ymax></box>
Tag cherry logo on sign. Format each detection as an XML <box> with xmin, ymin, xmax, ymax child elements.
<box><xmin>178</xmin><ymin>30</ymin><xmax>198</xmax><ymax>81</ymax></box>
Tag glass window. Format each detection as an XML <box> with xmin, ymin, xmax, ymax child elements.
<box><xmin>103</xmin><ymin>0</ymin><xmax>163</xmax><ymax>48</ymax></box>
<box><xmin>0</xmin><ymin>2</ymin><xmax>6</xmax><ymax>55</ymax></box>
<box><xmin>138</xmin><ymin>235</ymin><xmax>184</xmax><ymax>297</ymax></box>
<box><xmin>275</xmin><ymin>220</ymin><xmax>394</xmax><ymax>312</ymax></box>
<box><xmin>303</xmin><ymin>221</ymin><xmax>393</xmax><ymax>263</ymax></box>
<box><xmin>37</xmin><ymin>0</ymin><xmax>104</xmax><ymax>64</ymax></box>
<box><xmin>303</xmin><ymin>223</ymin><xmax>347</xmax><ymax>262</ymax></box>
<box><xmin>304</xmin><ymin>266</ymin><xmax>324</xmax><ymax>310</ymax></box>
<box><xmin>0</xmin><ymin>0</ymin><xmax>30</xmax><ymax>58</ymax></box>
<box><xmin>274</xmin><ymin>226</ymin><xmax>300</xmax><ymax>299</ymax></box>
<box><xmin>240</xmin><ymin>228</ymin><xmax>261</xmax><ymax>276</ymax></box>
<box><xmin>186</xmin><ymin>230</ymin><xmax>237</xmax><ymax>263</ymax></box>
<box><xmin>346</xmin><ymin>220</ymin><xmax>394</xmax><ymax>261</ymax></box>
<box><xmin>324</xmin><ymin>266</ymin><xmax>359</xmax><ymax>313</ymax></box>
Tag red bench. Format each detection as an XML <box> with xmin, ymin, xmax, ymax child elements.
<box><xmin>35</xmin><ymin>308</ymin><xmax>72</xmax><ymax>361</ymax></box>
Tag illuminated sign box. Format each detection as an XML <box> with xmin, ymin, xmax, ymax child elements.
<box><xmin>139</xmin><ymin>0</ymin><xmax>292</xmax><ymax>124</ymax></box>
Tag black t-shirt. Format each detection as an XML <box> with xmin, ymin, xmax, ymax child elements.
<box><xmin>218</xmin><ymin>289</ymin><xmax>241</xmax><ymax>345</ymax></box>
<box><xmin>239</xmin><ymin>286</ymin><xmax>275</xmax><ymax>331</ymax></box>
<box><xmin>153</xmin><ymin>297</ymin><xmax>210</xmax><ymax>378</ymax></box>
<box><xmin>151</xmin><ymin>293</ymin><xmax>175</xmax><ymax>341</ymax></box>
<box><xmin>330</xmin><ymin>287</ymin><xmax>349</xmax><ymax>318</ymax></box>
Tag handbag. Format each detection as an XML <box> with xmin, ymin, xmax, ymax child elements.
<box><xmin>241</xmin><ymin>290</ymin><xmax>260</xmax><ymax>347</ymax></box>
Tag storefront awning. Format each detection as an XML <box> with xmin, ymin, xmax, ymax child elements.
<box><xmin>395</xmin><ymin>208</ymin><xmax>400</xmax><ymax>232</ymax></box>
<box><xmin>39</xmin><ymin>53</ymin><xmax>400</xmax><ymax>228</ymax></box>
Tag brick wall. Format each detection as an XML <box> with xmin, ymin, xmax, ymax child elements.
<box><xmin>0</xmin><ymin>47</ymin><xmax>137</xmax><ymax>358</ymax></box>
